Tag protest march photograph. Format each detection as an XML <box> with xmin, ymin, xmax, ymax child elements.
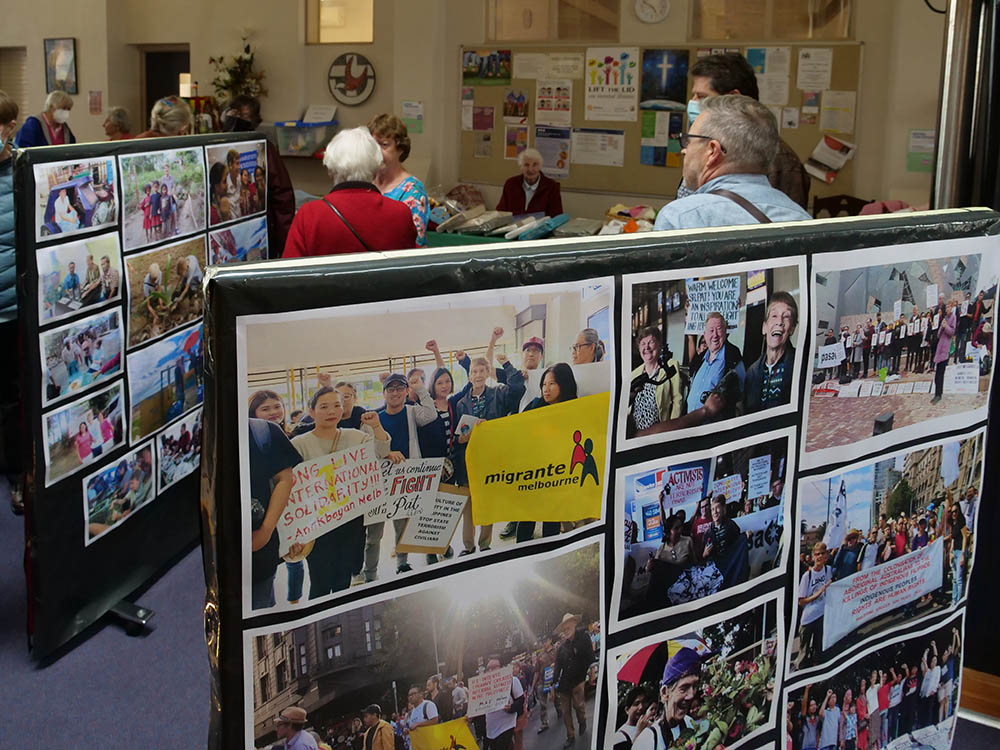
<box><xmin>124</xmin><ymin>236</ymin><xmax>205</xmax><ymax>346</ymax></box>
<box><xmin>127</xmin><ymin>323</ymin><xmax>203</xmax><ymax>443</ymax></box>
<box><xmin>157</xmin><ymin>408</ymin><xmax>201</xmax><ymax>493</ymax></box>
<box><xmin>789</xmin><ymin>429</ymin><xmax>982</xmax><ymax>676</ymax></box>
<box><xmin>40</xmin><ymin>307</ymin><xmax>123</xmax><ymax>407</ymax></box>
<box><xmin>32</xmin><ymin>156</ymin><xmax>118</xmax><ymax>243</ymax></box>
<box><xmin>206</xmin><ymin>140</ymin><xmax>267</xmax><ymax>226</ymax></box>
<box><xmin>83</xmin><ymin>441</ymin><xmax>154</xmax><ymax>544</ymax></box>
<box><xmin>613</xmin><ymin>428</ymin><xmax>792</xmax><ymax>630</ymax></box>
<box><xmin>37</xmin><ymin>232</ymin><xmax>122</xmax><ymax>324</ymax></box>
<box><xmin>42</xmin><ymin>379</ymin><xmax>125</xmax><ymax>486</ymax></box>
<box><xmin>239</xmin><ymin>279</ymin><xmax>614</xmax><ymax>613</ymax></box>
<box><xmin>208</xmin><ymin>216</ymin><xmax>268</xmax><ymax>265</ymax></box>
<box><xmin>607</xmin><ymin>592</ymin><xmax>782</xmax><ymax>750</ymax></box>
<box><xmin>619</xmin><ymin>258</ymin><xmax>806</xmax><ymax>449</ymax></box>
<box><xmin>785</xmin><ymin>610</ymin><xmax>964</xmax><ymax>750</ymax></box>
<box><xmin>244</xmin><ymin>539</ymin><xmax>601</xmax><ymax>750</ymax></box>
<box><xmin>802</xmin><ymin>238</ymin><xmax>998</xmax><ymax>468</ymax></box>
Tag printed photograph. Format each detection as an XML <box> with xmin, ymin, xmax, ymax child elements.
<box><xmin>33</xmin><ymin>157</ymin><xmax>117</xmax><ymax>243</ymax></box>
<box><xmin>40</xmin><ymin>307</ymin><xmax>123</xmax><ymax>407</ymax></box>
<box><xmin>245</xmin><ymin>540</ymin><xmax>601</xmax><ymax>750</ymax></box>
<box><xmin>462</xmin><ymin>49</ymin><xmax>512</xmax><ymax>86</ymax></box>
<box><xmin>42</xmin><ymin>379</ymin><xmax>125</xmax><ymax>487</ymax></box>
<box><xmin>119</xmin><ymin>146</ymin><xmax>206</xmax><ymax>251</ymax></box>
<box><xmin>620</xmin><ymin>260</ymin><xmax>806</xmax><ymax>449</ymax></box>
<box><xmin>614</xmin><ymin>429</ymin><xmax>792</xmax><ymax>629</ymax></box>
<box><xmin>206</xmin><ymin>140</ymin><xmax>267</xmax><ymax>227</ymax></box>
<box><xmin>790</xmin><ymin>430</ymin><xmax>982</xmax><ymax>676</ymax></box>
<box><xmin>157</xmin><ymin>408</ymin><xmax>201</xmax><ymax>493</ymax></box>
<box><xmin>83</xmin><ymin>441</ymin><xmax>155</xmax><ymax>545</ymax></box>
<box><xmin>127</xmin><ymin>323</ymin><xmax>203</xmax><ymax>444</ymax></box>
<box><xmin>607</xmin><ymin>593</ymin><xmax>782</xmax><ymax>750</ymax></box>
<box><xmin>785</xmin><ymin>611</ymin><xmax>964</xmax><ymax>750</ymax></box>
<box><xmin>37</xmin><ymin>233</ymin><xmax>122</xmax><ymax>324</ymax></box>
<box><xmin>803</xmin><ymin>239</ymin><xmax>998</xmax><ymax>468</ymax></box>
<box><xmin>44</xmin><ymin>37</ymin><xmax>77</xmax><ymax>93</ymax></box>
<box><xmin>125</xmin><ymin>236</ymin><xmax>205</xmax><ymax>346</ymax></box>
<box><xmin>208</xmin><ymin>215</ymin><xmax>268</xmax><ymax>265</ymax></box>
<box><xmin>240</xmin><ymin>279</ymin><xmax>614</xmax><ymax>613</ymax></box>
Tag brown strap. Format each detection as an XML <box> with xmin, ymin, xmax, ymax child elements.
<box><xmin>709</xmin><ymin>188</ymin><xmax>772</xmax><ymax>224</ymax></box>
<box><xmin>321</xmin><ymin>197</ymin><xmax>373</xmax><ymax>252</ymax></box>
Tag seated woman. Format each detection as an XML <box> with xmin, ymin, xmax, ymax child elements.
<box><xmin>496</xmin><ymin>148</ymin><xmax>563</xmax><ymax>216</ymax></box>
<box><xmin>628</xmin><ymin>326</ymin><xmax>682</xmax><ymax>436</ymax></box>
<box><xmin>54</xmin><ymin>188</ymin><xmax>80</xmax><ymax>233</ymax></box>
<box><xmin>644</xmin><ymin>515</ymin><xmax>696</xmax><ymax>599</ymax></box>
<box><xmin>368</xmin><ymin>113</ymin><xmax>429</xmax><ymax>246</ymax></box>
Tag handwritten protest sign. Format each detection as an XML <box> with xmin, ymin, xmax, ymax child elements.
<box><xmin>396</xmin><ymin>484</ymin><xmax>469</xmax><ymax>555</ymax></box>
<box><xmin>466</xmin><ymin>665</ymin><xmax>515</xmax><ymax>717</ymax></box>
<box><xmin>658</xmin><ymin>466</ymin><xmax>705</xmax><ymax>510</ymax></box>
<box><xmin>944</xmin><ymin>362</ymin><xmax>979</xmax><ymax>394</ymax></box>
<box><xmin>817</xmin><ymin>342</ymin><xmax>845</xmax><ymax>368</ymax></box>
<box><xmin>365</xmin><ymin>457</ymin><xmax>445</xmax><ymax>525</ymax></box>
<box><xmin>712</xmin><ymin>474</ymin><xmax>744</xmax><ymax>503</ymax></box>
<box><xmin>277</xmin><ymin>443</ymin><xmax>385</xmax><ymax>556</ymax></box>
<box><xmin>684</xmin><ymin>275</ymin><xmax>741</xmax><ymax>334</ymax></box>
<box><xmin>747</xmin><ymin>455</ymin><xmax>771</xmax><ymax>500</ymax></box>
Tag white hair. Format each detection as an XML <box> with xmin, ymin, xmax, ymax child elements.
<box><xmin>150</xmin><ymin>96</ymin><xmax>193</xmax><ymax>136</ymax></box>
<box><xmin>45</xmin><ymin>91</ymin><xmax>72</xmax><ymax>111</ymax></box>
<box><xmin>105</xmin><ymin>106</ymin><xmax>131</xmax><ymax>133</ymax></box>
<box><xmin>323</xmin><ymin>126</ymin><xmax>384</xmax><ymax>185</ymax></box>
<box><xmin>517</xmin><ymin>148</ymin><xmax>543</xmax><ymax>168</ymax></box>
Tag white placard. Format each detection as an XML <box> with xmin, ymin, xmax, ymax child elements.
<box><xmin>747</xmin><ymin>455</ymin><xmax>771</xmax><ymax>499</ymax></box>
<box><xmin>796</xmin><ymin>48</ymin><xmax>833</xmax><ymax>90</ymax></box>
<box><xmin>684</xmin><ymin>275</ymin><xmax>741</xmax><ymax>334</ymax></box>
<box><xmin>513</xmin><ymin>52</ymin><xmax>549</xmax><ymax>79</ymax></box>
<box><xmin>466</xmin><ymin>665</ymin><xmax>515</xmax><ymax>717</ymax></box>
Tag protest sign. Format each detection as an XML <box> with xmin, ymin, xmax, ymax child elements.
<box><xmin>411</xmin><ymin>719</ymin><xmax>480</xmax><ymax>750</ymax></box>
<box><xmin>747</xmin><ymin>456</ymin><xmax>771</xmax><ymax>500</ymax></box>
<box><xmin>735</xmin><ymin>506</ymin><xmax>782</xmax><ymax>577</ymax></box>
<box><xmin>926</xmin><ymin>283</ymin><xmax>938</xmax><ymax>308</ymax></box>
<box><xmin>945</xmin><ymin>363</ymin><xmax>979</xmax><ymax>394</ymax></box>
<box><xmin>893</xmin><ymin>300</ymin><xmax>902</xmax><ymax>319</ymax></box>
<box><xmin>466</xmin><ymin>665</ymin><xmax>515</xmax><ymax>717</ymax></box>
<box><xmin>278</xmin><ymin>443</ymin><xmax>385</xmax><ymax>556</ymax></box>
<box><xmin>659</xmin><ymin>466</ymin><xmax>705</xmax><ymax>511</ymax></box>
<box><xmin>641</xmin><ymin>502</ymin><xmax>663</xmax><ymax>541</ymax></box>
<box><xmin>365</xmin><ymin>457</ymin><xmax>445</xmax><ymax>525</ymax></box>
<box><xmin>712</xmin><ymin>474</ymin><xmax>744</xmax><ymax>503</ymax></box>
<box><xmin>396</xmin><ymin>484</ymin><xmax>469</xmax><ymax>555</ymax></box>
<box><xmin>684</xmin><ymin>275</ymin><xmax>741</xmax><ymax>334</ymax></box>
<box><xmin>822</xmin><ymin>539</ymin><xmax>944</xmax><ymax>649</ymax></box>
<box><xmin>817</xmin><ymin>342</ymin><xmax>845</xmax><ymax>368</ymax></box>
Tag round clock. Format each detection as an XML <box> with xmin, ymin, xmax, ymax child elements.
<box><xmin>635</xmin><ymin>0</ymin><xmax>670</xmax><ymax>23</ymax></box>
<box><xmin>328</xmin><ymin>52</ymin><xmax>377</xmax><ymax>106</ymax></box>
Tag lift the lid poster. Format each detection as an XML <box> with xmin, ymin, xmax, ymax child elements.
<box><xmin>585</xmin><ymin>47</ymin><xmax>639</xmax><ymax>121</ymax></box>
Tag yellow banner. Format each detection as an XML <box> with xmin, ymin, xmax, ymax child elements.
<box><xmin>410</xmin><ymin>718</ymin><xmax>480</xmax><ymax>750</ymax></box>
<box><xmin>467</xmin><ymin>392</ymin><xmax>609</xmax><ymax>525</ymax></box>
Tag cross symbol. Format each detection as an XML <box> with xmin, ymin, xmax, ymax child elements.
<box><xmin>657</xmin><ymin>54</ymin><xmax>674</xmax><ymax>90</ymax></box>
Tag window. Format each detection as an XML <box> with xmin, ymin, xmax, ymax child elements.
<box><xmin>273</xmin><ymin>634</ymin><xmax>282</xmax><ymax>648</ymax></box>
<box><xmin>276</xmin><ymin>663</ymin><xmax>287</xmax><ymax>692</ymax></box>
<box><xmin>289</xmin><ymin>648</ymin><xmax>297</xmax><ymax>680</ymax></box>
<box><xmin>299</xmin><ymin>644</ymin><xmax>308</xmax><ymax>675</ymax></box>
<box><xmin>259</xmin><ymin>675</ymin><xmax>270</xmax><ymax>703</ymax></box>
<box><xmin>365</xmin><ymin>633</ymin><xmax>373</xmax><ymax>653</ymax></box>
<box><xmin>305</xmin><ymin>0</ymin><xmax>374</xmax><ymax>44</ymax></box>
<box><xmin>323</xmin><ymin>624</ymin><xmax>343</xmax><ymax>640</ymax></box>
<box><xmin>0</xmin><ymin>48</ymin><xmax>27</xmax><ymax>115</ymax></box>
<box><xmin>335</xmin><ymin>644</ymin><xmax>342</xmax><ymax>658</ymax></box>
<box><xmin>488</xmin><ymin>0</ymin><xmax>619</xmax><ymax>42</ymax></box>
<box><xmin>256</xmin><ymin>636</ymin><xmax>266</xmax><ymax>654</ymax></box>
<box><xmin>690</xmin><ymin>0</ymin><xmax>851</xmax><ymax>41</ymax></box>
<box><xmin>326</xmin><ymin>646</ymin><xmax>334</xmax><ymax>660</ymax></box>
<box><xmin>374</xmin><ymin>633</ymin><xmax>383</xmax><ymax>650</ymax></box>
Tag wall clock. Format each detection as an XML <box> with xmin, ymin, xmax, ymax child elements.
<box><xmin>635</xmin><ymin>0</ymin><xmax>670</xmax><ymax>23</ymax></box>
<box><xmin>328</xmin><ymin>52</ymin><xmax>377</xmax><ymax>106</ymax></box>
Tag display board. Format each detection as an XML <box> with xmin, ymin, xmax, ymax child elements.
<box><xmin>459</xmin><ymin>44</ymin><xmax>862</xmax><ymax>202</ymax></box>
<box><xmin>13</xmin><ymin>132</ymin><xmax>271</xmax><ymax>658</ymax></box>
<box><xmin>203</xmin><ymin>208</ymin><xmax>998</xmax><ymax>750</ymax></box>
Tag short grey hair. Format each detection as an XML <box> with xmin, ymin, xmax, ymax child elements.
<box><xmin>150</xmin><ymin>96</ymin><xmax>193</xmax><ymax>136</ymax></box>
<box><xmin>323</xmin><ymin>126</ymin><xmax>384</xmax><ymax>186</ymax></box>
<box><xmin>699</xmin><ymin>94</ymin><xmax>779</xmax><ymax>174</ymax></box>
<box><xmin>517</xmin><ymin>148</ymin><xmax>543</xmax><ymax>168</ymax></box>
<box><xmin>45</xmin><ymin>91</ymin><xmax>72</xmax><ymax>111</ymax></box>
<box><xmin>105</xmin><ymin>106</ymin><xmax>131</xmax><ymax>133</ymax></box>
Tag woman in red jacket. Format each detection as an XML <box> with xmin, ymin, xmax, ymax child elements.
<box><xmin>496</xmin><ymin>147</ymin><xmax>563</xmax><ymax>216</ymax></box>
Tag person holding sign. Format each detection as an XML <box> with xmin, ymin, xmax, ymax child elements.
<box><xmin>479</xmin><ymin>656</ymin><xmax>524</xmax><ymax>750</ymax></box>
<box><xmin>931</xmin><ymin>300</ymin><xmax>957</xmax><ymax>404</ymax></box>
<box><xmin>744</xmin><ymin>292</ymin><xmax>798</xmax><ymax>414</ymax></box>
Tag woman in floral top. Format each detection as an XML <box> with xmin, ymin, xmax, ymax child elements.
<box><xmin>369</xmin><ymin>114</ymin><xmax>429</xmax><ymax>246</ymax></box>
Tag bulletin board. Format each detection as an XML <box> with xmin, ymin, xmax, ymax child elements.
<box><xmin>459</xmin><ymin>43</ymin><xmax>862</xmax><ymax>204</ymax></box>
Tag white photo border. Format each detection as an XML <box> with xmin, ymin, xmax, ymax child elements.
<box><xmin>35</xmin><ymin>231</ymin><xmax>124</xmax><ymax>327</ymax></box>
<box><xmin>39</xmin><ymin>305</ymin><xmax>125</xmax><ymax>409</ymax></box>
<box><xmin>81</xmin><ymin>439</ymin><xmax>157</xmax><ymax>547</ymax></box>
<box><xmin>32</xmin><ymin>155</ymin><xmax>121</xmax><ymax>245</ymax></box>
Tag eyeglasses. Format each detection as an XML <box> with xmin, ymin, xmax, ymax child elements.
<box><xmin>385</xmin><ymin>385</ymin><xmax>407</xmax><ymax>393</ymax></box>
<box><xmin>571</xmin><ymin>343</ymin><xmax>594</xmax><ymax>351</ymax></box>
<box><xmin>679</xmin><ymin>132</ymin><xmax>726</xmax><ymax>153</ymax></box>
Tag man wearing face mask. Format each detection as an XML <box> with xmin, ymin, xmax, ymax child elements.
<box><xmin>15</xmin><ymin>90</ymin><xmax>75</xmax><ymax>148</ymax></box>
<box><xmin>678</xmin><ymin>53</ymin><xmax>808</xmax><ymax>209</ymax></box>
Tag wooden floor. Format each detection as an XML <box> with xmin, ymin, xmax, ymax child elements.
<box><xmin>962</xmin><ymin>668</ymin><xmax>1000</xmax><ymax>717</ymax></box>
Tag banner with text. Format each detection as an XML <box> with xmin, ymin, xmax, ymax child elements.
<box><xmin>734</xmin><ymin>505</ymin><xmax>783</xmax><ymax>578</ymax></box>
<box><xmin>410</xmin><ymin>719</ymin><xmax>480</xmax><ymax>750</ymax></box>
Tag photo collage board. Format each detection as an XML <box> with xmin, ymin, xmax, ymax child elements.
<box><xmin>14</xmin><ymin>133</ymin><xmax>270</xmax><ymax>657</ymax></box>
<box><xmin>203</xmin><ymin>213</ymin><xmax>999</xmax><ymax>750</ymax></box>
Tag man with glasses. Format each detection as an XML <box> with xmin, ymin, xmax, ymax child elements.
<box><xmin>405</xmin><ymin>684</ymin><xmax>440</xmax><ymax>731</ymax></box>
<box><xmin>653</xmin><ymin>95</ymin><xmax>812</xmax><ymax>231</ymax></box>
<box><xmin>797</xmin><ymin>542</ymin><xmax>834</xmax><ymax>669</ymax></box>
<box><xmin>275</xmin><ymin>706</ymin><xmax>319</xmax><ymax>750</ymax></box>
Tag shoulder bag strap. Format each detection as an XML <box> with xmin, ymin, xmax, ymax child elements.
<box><xmin>709</xmin><ymin>188</ymin><xmax>773</xmax><ymax>224</ymax></box>
<box><xmin>322</xmin><ymin>197</ymin><xmax>373</xmax><ymax>252</ymax></box>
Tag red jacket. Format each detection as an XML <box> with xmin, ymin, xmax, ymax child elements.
<box><xmin>496</xmin><ymin>173</ymin><xmax>563</xmax><ymax>216</ymax></box>
<box><xmin>283</xmin><ymin>182</ymin><xmax>417</xmax><ymax>257</ymax></box>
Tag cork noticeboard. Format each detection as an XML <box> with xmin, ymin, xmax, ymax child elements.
<box><xmin>459</xmin><ymin>43</ymin><xmax>863</xmax><ymax>205</ymax></box>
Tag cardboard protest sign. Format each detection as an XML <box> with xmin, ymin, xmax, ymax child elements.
<box><xmin>817</xmin><ymin>342</ymin><xmax>845</xmax><ymax>368</ymax></box>
<box><xmin>659</xmin><ymin>466</ymin><xmax>705</xmax><ymax>510</ymax></box>
<box><xmin>364</xmin><ymin>457</ymin><xmax>445</xmax><ymax>525</ymax></box>
<box><xmin>396</xmin><ymin>484</ymin><xmax>469</xmax><ymax>555</ymax></box>
<box><xmin>712</xmin><ymin>474</ymin><xmax>744</xmax><ymax>503</ymax></box>
<box><xmin>466</xmin><ymin>665</ymin><xmax>515</xmax><ymax>717</ymax></box>
<box><xmin>747</xmin><ymin>455</ymin><xmax>771</xmax><ymax>500</ymax></box>
<box><xmin>684</xmin><ymin>275</ymin><xmax>741</xmax><ymax>334</ymax></box>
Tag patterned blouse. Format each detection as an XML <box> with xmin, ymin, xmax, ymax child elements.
<box><xmin>385</xmin><ymin>176</ymin><xmax>429</xmax><ymax>247</ymax></box>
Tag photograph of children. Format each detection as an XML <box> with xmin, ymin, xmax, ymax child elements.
<box><xmin>789</xmin><ymin>429</ymin><xmax>983</xmax><ymax>676</ymax></box>
<box><xmin>243</xmin><ymin>538</ymin><xmax>601</xmax><ymax>750</ymax></box>
<box><xmin>239</xmin><ymin>279</ymin><xmax>614</xmax><ymax>613</ymax></box>
<box><xmin>127</xmin><ymin>323</ymin><xmax>203</xmax><ymax>444</ymax></box>
<box><xmin>42</xmin><ymin>379</ymin><xmax>125</xmax><ymax>487</ymax></box>
<box><xmin>785</xmin><ymin>610</ymin><xmax>964</xmax><ymax>750</ymax></box>
<box><xmin>37</xmin><ymin>233</ymin><xmax>122</xmax><ymax>324</ymax></box>
<box><xmin>607</xmin><ymin>592</ymin><xmax>782</xmax><ymax>750</ymax></box>
<box><xmin>40</xmin><ymin>308</ymin><xmax>123</xmax><ymax>407</ymax></box>
<box><xmin>83</xmin><ymin>441</ymin><xmax>155</xmax><ymax>545</ymax></box>
<box><xmin>462</xmin><ymin>49</ymin><xmax>512</xmax><ymax>86</ymax></box>
<box><xmin>206</xmin><ymin>140</ymin><xmax>267</xmax><ymax>227</ymax></box>
<box><xmin>802</xmin><ymin>238</ymin><xmax>998</xmax><ymax>469</ymax></box>
<box><xmin>619</xmin><ymin>259</ymin><xmax>806</xmax><ymax>449</ymax></box>
<box><xmin>157</xmin><ymin>408</ymin><xmax>201</xmax><ymax>493</ymax></box>
<box><xmin>613</xmin><ymin>428</ymin><xmax>793</xmax><ymax>630</ymax></box>
<box><xmin>33</xmin><ymin>157</ymin><xmax>118</xmax><ymax>243</ymax></box>
<box><xmin>119</xmin><ymin>146</ymin><xmax>207</xmax><ymax>251</ymax></box>
<box><xmin>208</xmin><ymin>215</ymin><xmax>268</xmax><ymax>265</ymax></box>
<box><xmin>125</xmin><ymin>236</ymin><xmax>206</xmax><ymax>346</ymax></box>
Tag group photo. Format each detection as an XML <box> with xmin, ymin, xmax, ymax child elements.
<box><xmin>242</xmin><ymin>280</ymin><xmax>614</xmax><ymax>612</ymax></box>
<box><xmin>127</xmin><ymin>323</ymin><xmax>203</xmax><ymax>443</ymax></box>
<box><xmin>206</xmin><ymin>140</ymin><xmax>267</xmax><ymax>226</ymax></box>
<box><xmin>620</xmin><ymin>260</ymin><xmax>805</xmax><ymax>448</ymax></box>
<box><xmin>83</xmin><ymin>442</ymin><xmax>155</xmax><ymax>544</ymax></box>
<box><xmin>157</xmin><ymin>409</ymin><xmax>201</xmax><ymax>493</ymax></box>
<box><xmin>247</xmin><ymin>540</ymin><xmax>601</xmax><ymax>750</ymax></box>
<box><xmin>614</xmin><ymin>429</ymin><xmax>791</xmax><ymax>627</ymax></box>
<box><xmin>42</xmin><ymin>379</ymin><xmax>125</xmax><ymax>486</ymax></box>
<box><xmin>37</xmin><ymin>232</ymin><xmax>122</xmax><ymax>324</ymax></box>
<box><xmin>790</xmin><ymin>431</ymin><xmax>982</xmax><ymax>675</ymax></box>
<box><xmin>40</xmin><ymin>307</ymin><xmax>123</xmax><ymax>407</ymax></box>
<box><xmin>608</xmin><ymin>593</ymin><xmax>781</xmax><ymax>750</ymax></box>
<box><xmin>32</xmin><ymin>156</ymin><xmax>118</xmax><ymax>242</ymax></box>
<box><xmin>124</xmin><ymin>236</ymin><xmax>205</xmax><ymax>346</ymax></box>
<box><xmin>119</xmin><ymin>146</ymin><xmax>207</xmax><ymax>251</ymax></box>
<box><xmin>208</xmin><ymin>216</ymin><xmax>268</xmax><ymax>265</ymax></box>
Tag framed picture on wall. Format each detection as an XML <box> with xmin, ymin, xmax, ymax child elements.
<box><xmin>44</xmin><ymin>38</ymin><xmax>78</xmax><ymax>95</ymax></box>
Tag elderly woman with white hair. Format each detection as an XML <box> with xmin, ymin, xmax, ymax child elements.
<box><xmin>102</xmin><ymin>106</ymin><xmax>133</xmax><ymax>140</ymax></box>
<box><xmin>134</xmin><ymin>95</ymin><xmax>193</xmax><ymax>139</ymax></box>
<box><xmin>282</xmin><ymin>126</ymin><xmax>417</xmax><ymax>257</ymax></box>
<box><xmin>496</xmin><ymin>147</ymin><xmax>563</xmax><ymax>216</ymax></box>
<box><xmin>14</xmin><ymin>90</ymin><xmax>75</xmax><ymax>148</ymax></box>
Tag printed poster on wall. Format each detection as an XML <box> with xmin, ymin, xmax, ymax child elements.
<box><xmin>535</xmin><ymin>79</ymin><xmax>572</xmax><ymax>126</ymax></box>
<box><xmin>585</xmin><ymin>47</ymin><xmax>639</xmax><ymax>121</ymax></box>
<box><xmin>534</xmin><ymin>126</ymin><xmax>571</xmax><ymax>179</ymax></box>
<box><xmin>639</xmin><ymin>110</ymin><xmax>683</xmax><ymax>168</ymax></box>
<box><xmin>501</xmin><ymin>88</ymin><xmax>528</xmax><ymax>125</ymax></box>
<box><xmin>571</xmin><ymin>128</ymin><xmax>625</xmax><ymax>167</ymax></box>
<box><xmin>639</xmin><ymin>49</ymin><xmax>689</xmax><ymax>112</ymax></box>
<box><xmin>503</xmin><ymin>125</ymin><xmax>529</xmax><ymax>160</ymax></box>
<box><xmin>461</xmin><ymin>49</ymin><xmax>511</xmax><ymax>86</ymax></box>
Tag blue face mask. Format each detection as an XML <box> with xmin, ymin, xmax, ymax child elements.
<box><xmin>687</xmin><ymin>98</ymin><xmax>701</xmax><ymax>125</ymax></box>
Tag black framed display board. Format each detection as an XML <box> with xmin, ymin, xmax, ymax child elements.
<box><xmin>13</xmin><ymin>131</ymin><xmax>272</xmax><ymax>658</ymax></box>
<box><xmin>203</xmin><ymin>209</ymin><xmax>998</xmax><ymax>750</ymax></box>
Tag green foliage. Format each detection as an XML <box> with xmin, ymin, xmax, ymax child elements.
<box><xmin>886</xmin><ymin>477</ymin><xmax>916</xmax><ymax>518</ymax></box>
<box><xmin>209</xmin><ymin>36</ymin><xmax>267</xmax><ymax>101</ymax></box>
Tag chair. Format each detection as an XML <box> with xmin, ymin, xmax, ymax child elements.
<box><xmin>812</xmin><ymin>194</ymin><xmax>873</xmax><ymax>219</ymax></box>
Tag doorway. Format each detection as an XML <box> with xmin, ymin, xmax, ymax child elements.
<box><xmin>141</xmin><ymin>46</ymin><xmax>190</xmax><ymax>123</ymax></box>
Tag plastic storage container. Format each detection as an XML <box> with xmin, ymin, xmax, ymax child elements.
<box><xmin>271</xmin><ymin>121</ymin><xmax>337</xmax><ymax>158</ymax></box>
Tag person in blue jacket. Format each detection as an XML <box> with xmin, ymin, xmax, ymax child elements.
<box><xmin>14</xmin><ymin>90</ymin><xmax>76</xmax><ymax>148</ymax></box>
